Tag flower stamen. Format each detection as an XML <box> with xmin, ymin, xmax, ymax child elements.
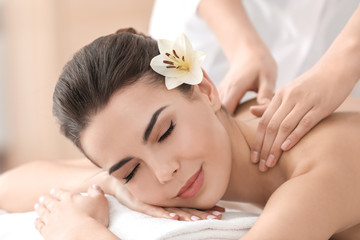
<box><xmin>163</xmin><ymin>50</ymin><xmax>189</xmax><ymax>71</ymax></box>
<box><xmin>173</xmin><ymin>50</ymin><xmax>179</xmax><ymax>59</ymax></box>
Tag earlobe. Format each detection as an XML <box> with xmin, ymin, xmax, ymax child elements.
<box><xmin>197</xmin><ymin>69</ymin><xmax>222</xmax><ymax>111</ymax></box>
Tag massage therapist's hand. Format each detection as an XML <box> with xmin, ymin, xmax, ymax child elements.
<box><xmin>218</xmin><ymin>40</ymin><xmax>276</xmax><ymax>114</ymax></box>
<box><xmin>197</xmin><ymin>0</ymin><xmax>276</xmax><ymax>114</ymax></box>
<box><xmin>250</xmin><ymin>68</ymin><xmax>357</xmax><ymax>171</ymax></box>
<box><xmin>109</xmin><ymin>176</ymin><xmax>225</xmax><ymax>221</ymax></box>
<box><xmin>250</xmin><ymin>6</ymin><xmax>360</xmax><ymax>171</ymax></box>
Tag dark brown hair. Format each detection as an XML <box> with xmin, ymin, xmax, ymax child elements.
<box><xmin>53</xmin><ymin>28</ymin><xmax>191</xmax><ymax>151</ymax></box>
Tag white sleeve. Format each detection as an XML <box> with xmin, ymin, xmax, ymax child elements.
<box><xmin>149</xmin><ymin>0</ymin><xmax>202</xmax><ymax>40</ymax></box>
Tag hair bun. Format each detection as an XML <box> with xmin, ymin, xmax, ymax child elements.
<box><xmin>115</xmin><ymin>27</ymin><xmax>138</xmax><ymax>35</ymax></box>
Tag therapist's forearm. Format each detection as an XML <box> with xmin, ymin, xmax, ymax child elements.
<box><xmin>198</xmin><ymin>0</ymin><xmax>265</xmax><ymax>61</ymax></box>
<box><xmin>313</xmin><ymin>7</ymin><xmax>360</xmax><ymax>86</ymax></box>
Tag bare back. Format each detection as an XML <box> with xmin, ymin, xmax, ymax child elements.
<box><xmin>235</xmin><ymin>98</ymin><xmax>360</xmax><ymax>239</ymax></box>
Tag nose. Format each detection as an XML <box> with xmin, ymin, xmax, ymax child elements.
<box><xmin>151</xmin><ymin>158</ymin><xmax>180</xmax><ymax>184</ymax></box>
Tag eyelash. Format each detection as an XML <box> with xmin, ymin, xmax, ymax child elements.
<box><xmin>123</xmin><ymin>163</ymin><xmax>140</xmax><ymax>183</ymax></box>
<box><xmin>123</xmin><ymin>121</ymin><xmax>175</xmax><ymax>183</ymax></box>
<box><xmin>158</xmin><ymin>120</ymin><xmax>175</xmax><ymax>142</ymax></box>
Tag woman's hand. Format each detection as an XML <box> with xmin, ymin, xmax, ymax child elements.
<box><xmin>219</xmin><ymin>40</ymin><xmax>276</xmax><ymax>114</ymax></box>
<box><xmin>34</xmin><ymin>186</ymin><xmax>110</xmax><ymax>240</ymax></box>
<box><xmin>250</xmin><ymin>68</ymin><xmax>356</xmax><ymax>171</ymax></box>
<box><xmin>108</xmin><ymin>176</ymin><xmax>224</xmax><ymax>221</ymax></box>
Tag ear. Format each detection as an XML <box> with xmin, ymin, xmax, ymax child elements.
<box><xmin>197</xmin><ymin>69</ymin><xmax>222</xmax><ymax>111</ymax></box>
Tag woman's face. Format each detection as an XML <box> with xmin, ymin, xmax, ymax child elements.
<box><xmin>81</xmin><ymin>76</ymin><xmax>233</xmax><ymax>209</ymax></box>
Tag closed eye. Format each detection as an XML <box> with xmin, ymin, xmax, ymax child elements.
<box><xmin>158</xmin><ymin>120</ymin><xmax>175</xmax><ymax>142</ymax></box>
<box><xmin>123</xmin><ymin>163</ymin><xmax>140</xmax><ymax>183</ymax></box>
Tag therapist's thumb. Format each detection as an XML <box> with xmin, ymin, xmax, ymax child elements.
<box><xmin>257</xmin><ymin>79</ymin><xmax>274</xmax><ymax>105</ymax></box>
<box><xmin>221</xmin><ymin>86</ymin><xmax>247</xmax><ymax>114</ymax></box>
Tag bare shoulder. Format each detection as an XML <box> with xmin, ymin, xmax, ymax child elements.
<box><xmin>335</xmin><ymin>96</ymin><xmax>360</xmax><ymax>112</ymax></box>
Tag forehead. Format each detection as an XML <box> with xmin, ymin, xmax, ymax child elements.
<box><xmin>80</xmin><ymin>81</ymin><xmax>185</xmax><ymax>166</ymax></box>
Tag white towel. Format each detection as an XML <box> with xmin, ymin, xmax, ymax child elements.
<box><xmin>0</xmin><ymin>195</ymin><xmax>258</xmax><ymax>240</ymax></box>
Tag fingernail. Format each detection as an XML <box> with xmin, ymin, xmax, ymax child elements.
<box><xmin>191</xmin><ymin>216</ymin><xmax>200</xmax><ymax>221</ymax></box>
<box><xmin>212</xmin><ymin>211</ymin><xmax>222</xmax><ymax>216</ymax></box>
<box><xmin>266</xmin><ymin>154</ymin><xmax>275</xmax><ymax>167</ymax></box>
<box><xmin>251</xmin><ymin>151</ymin><xmax>259</xmax><ymax>163</ymax></box>
<box><xmin>91</xmin><ymin>184</ymin><xmax>104</xmax><ymax>193</ymax></box>
<box><xmin>34</xmin><ymin>203</ymin><xmax>40</xmax><ymax>210</ymax></box>
<box><xmin>281</xmin><ymin>139</ymin><xmax>291</xmax><ymax>151</ymax></box>
<box><xmin>169</xmin><ymin>213</ymin><xmax>177</xmax><ymax>218</ymax></box>
<box><xmin>207</xmin><ymin>215</ymin><xmax>217</xmax><ymax>220</ymax></box>
<box><xmin>50</xmin><ymin>188</ymin><xmax>56</xmax><ymax>195</ymax></box>
<box><xmin>39</xmin><ymin>196</ymin><xmax>45</xmax><ymax>203</ymax></box>
<box><xmin>259</xmin><ymin>159</ymin><xmax>267</xmax><ymax>172</ymax></box>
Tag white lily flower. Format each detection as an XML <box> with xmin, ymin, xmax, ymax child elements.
<box><xmin>150</xmin><ymin>33</ymin><xmax>206</xmax><ymax>90</ymax></box>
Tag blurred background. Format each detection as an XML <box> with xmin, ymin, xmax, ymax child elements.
<box><xmin>0</xmin><ymin>0</ymin><xmax>154</xmax><ymax>172</ymax></box>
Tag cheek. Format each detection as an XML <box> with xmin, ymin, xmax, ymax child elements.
<box><xmin>126</xmin><ymin>168</ymin><xmax>169</xmax><ymax>206</ymax></box>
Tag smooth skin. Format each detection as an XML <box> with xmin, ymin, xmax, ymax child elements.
<box><xmin>249</xmin><ymin>6</ymin><xmax>360</xmax><ymax>171</ymax></box>
<box><xmin>32</xmin><ymin>71</ymin><xmax>360</xmax><ymax>240</ymax></box>
<box><xmin>198</xmin><ymin>0</ymin><xmax>360</xmax><ymax>172</ymax></box>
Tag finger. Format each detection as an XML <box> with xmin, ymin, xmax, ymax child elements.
<box><xmin>40</xmin><ymin>195</ymin><xmax>58</xmax><ymax>212</ymax></box>
<box><xmin>259</xmin><ymin>159</ymin><xmax>269</xmax><ymax>172</ymax></box>
<box><xmin>256</xmin><ymin>78</ymin><xmax>274</xmax><ymax>105</ymax></box>
<box><xmin>281</xmin><ymin>109</ymin><xmax>321</xmax><ymax>151</ymax></box>
<box><xmin>34</xmin><ymin>217</ymin><xmax>45</xmax><ymax>235</ymax></box>
<box><xmin>164</xmin><ymin>207</ymin><xmax>195</xmax><ymax>221</ymax></box>
<box><xmin>259</xmin><ymin>102</ymin><xmax>296</xmax><ymax>168</ymax></box>
<box><xmin>180</xmin><ymin>208</ymin><xmax>220</xmax><ymax>220</ymax></box>
<box><xmin>250</xmin><ymin>104</ymin><xmax>268</xmax><ymax>117</ymax></box>
<box><xmin>219</xmin><ymin>77</ymin><xmax>247</xmax><ymax>114</ymax></box>
<box><xmin>207</xmin><ymin>205</ymin><xmax>225</xmax><ymax>213</ymax></box>
<box><xmin>265</xmin><ymin>104</ymin><xmax>312</xmax><ymax>168</ymax></box>
<box><xmin>204</xmin><ymin>209</ymin><xmax>223</xmax><ymax>219</ymax></box>
<box><xmin>49</xmin><ymin>188</ymin><xmax>70</xmax><ymax>201</ymax></box>
<box><xmin>222</xmin><ymin>86</ymin><xmax>247</xmax><ymax>114</ymax></box>
<box><xmin>34</xmin><ymin>199</ymin><xmax>50</xmax><ymax>222</ymax></box>
<box><xmin>88</xmin><ymin>184</ymin><xmax>105</xmax><ymax>197</ymax></box>
<box><xmin>140</xmin><ymin>204</ymin><xmax>179</xmax><ymax>220</ymax></box>
<box><xmin>251</xmin><ymin>95</ymin><xmax>282</xmax><ymax>163</ymax></box>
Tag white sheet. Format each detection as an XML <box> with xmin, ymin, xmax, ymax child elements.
<box><xmin>0</xmin><ymin>196</ymin><xmax>259</xmax><ymax>240</ymax></box>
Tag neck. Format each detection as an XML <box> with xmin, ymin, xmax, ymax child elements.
<box><xmin>216</xmin><ymin>108</ymin><xmax>287</xmax><ymax>206</ymax></box>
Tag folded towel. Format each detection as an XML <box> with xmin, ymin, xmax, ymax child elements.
<box><xmin>0</xmin><ymin>195</ymin><xmax>258</xmax><ymax>240</ymax></box>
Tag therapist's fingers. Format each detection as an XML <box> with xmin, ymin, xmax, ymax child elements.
<box><xmin>219</xmin><ymin>81</ymin><xmax>247</xmax><ymax>114</ymax></box>
<box><xmin>264</xmin><ymin>104</ymin><xmax>313</xmax><ymax>168</ymax></box>
<box><xmin>281</xmin><ymin>108</ymin><xmax>322</xmax><ymax>152</ymax></box>
<box><xmin>251</xmin><ymin>94</ymin><xmax>282</xmax><ymax>164</ymax></box>
<box><xmin>256</xmin><ymin>77</ymin><xmax>274</xmax><ymax>105</ymax></box>
<box><xmin>258</xmin><ymin>102</ymin><xmax>296</xmax><ymax>171</ymax></box>
<box><xmin>250</xmin><ymin>103</ymin><xmax>268</xmax><ymax>117</ymax></box>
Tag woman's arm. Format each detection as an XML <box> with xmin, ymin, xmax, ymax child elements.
<box><xmin>0</xmin><ymin>159</ymin><xmax>223</xmax><ymax>221</ymax></box>
<box><xmin>241</xmin><ymin>166</ymin><xmax>360</xmax><ymax>239</ymax></box>
<box><xmin>0</xmin><ymin>158</ymin><xmax>106</xmax><ymax>212</ymax></box>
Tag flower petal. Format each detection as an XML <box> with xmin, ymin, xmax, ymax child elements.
<box><xmin>195</xmin><ymin>51</ymin><xmax>206</xmax><ymax>63</ymax></box>
<box><xmin>165</xmin><ymin>77</ymin><xmax>184</xmax><ymax>90</ymax></box>
<box><xmin>157</xmin><ymin>39</ymin><xmax>173</xmax><ymax>54</ymax></box>
<box><xmin>181</xmin><ymin>68</ymin><xmax>203</xmax><ymax>85</ymax></box>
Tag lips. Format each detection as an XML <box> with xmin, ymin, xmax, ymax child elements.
<box><xmin>176</xmin><ymin>167</ymin><xmax>204</xmax><ymax>199</ymax></box>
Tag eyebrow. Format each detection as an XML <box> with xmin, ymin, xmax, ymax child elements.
<box><xmin>109</xmin><ymin>156</ymin><xmax>133</xmax><ymax>175</ymax></box>
<box><xmin>108</xmin><ymin>105</ymin><xmax>168</xmax><ymax>175</ymax></box>
<box><xmin>143</xmin><ymin>105</ymin><xmax>168</xmax><ymax>143</ymax></box>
